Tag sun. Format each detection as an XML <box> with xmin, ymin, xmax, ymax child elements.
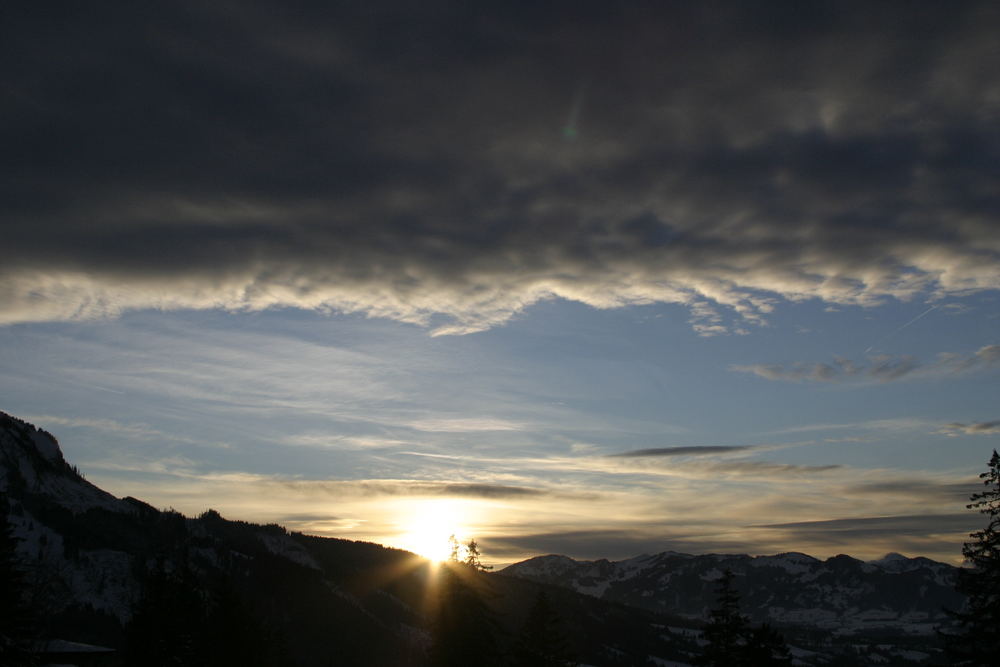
<box><xmin>397</xmin><ymin>499</ymin><xmax>464</xmax><ymax>563</ymax></box>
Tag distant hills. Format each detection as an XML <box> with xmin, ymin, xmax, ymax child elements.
<box><xmin>502</xmin><ymin>550</ymin><xmax>962</xmax><ymax>636</ymax></box>
<box><xmin>0</xmin><ymin>410</ymin><xmax>967</xmax><ymax>665</ymax></box>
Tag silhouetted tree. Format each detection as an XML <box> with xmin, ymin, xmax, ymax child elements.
<box><xmin>697</xmin><ymin>570</ymin><xmax>747</xmax><ymax>666</ymax></box>
<box><xmin>464</xmin><ymin>539</ymin><xmax>493</xmax><ymax>572</ymax></box>
<box><xmin>944</xmin><ymin>449</ymin><xmax>1000</xmax><ymax>666</ymax></box>
<box><xmin>697</xmin><ymin>569</ymin><xmax>792</xmax><ymax>666</ymax></box>
<box><xmin>512</xmin><ymin>590</ymin><xmax>574</xmax><ymax>666</ymax></box>
<box><xmin>0</xmin><ymin>499</ymin><xmax>36</xmax><ymax>666</ymax></box>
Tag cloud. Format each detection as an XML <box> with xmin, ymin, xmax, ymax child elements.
<box><xmin>406</xmin><ymin>482</ymin><xmax>548</xmax><ymax>499</ymax></box>
<box><xmin>401</xmin><ymin>447</ymin><xmax>843</xmax><ymax>481</ymax></box>
<box><xmin>486</xmin><ymin>512</ymin><xmax>972</xmax><ymax>562</ymax></box>
<box><xmin>752</xmin><ymin>513</ymin><xmax>978</xmax><ymax>541</ymax></box>
<box><xmin>406</xmin><ymin>418</ymin><xmax>524</xmax><ymax>433</ymax></box>
<box><xmin>263</xmin><ymin>478</ymin><xmax>555</xmax><ymax>500</ymax></box>
<box><xmin>742</xmin><ymin>513</ymin><xmax>980</xmax><ymax>562</ymax></box>
<box><xmin>608</xmin><ymin>446</ymin><xmax>750</xmax><ymax>458</ymax></box>
<box><xmin>280</xmin><ymin>434</ymin><xmax>411</xmax><ymax>450</ymax></box>
<box><xmin>688</xmin><ymin>302</ymin><xmax>730</xmax><ymax>337</ymax></box>
<box><xmin>271</xmin><ymin>513</ymin><xmax>342</xmax><ymax>524</ymax></box>
<box><xmin>704</xmin><ymin>461</ymin><xmax>842</xmax><ymax>477</ymax></box>
<box><xmin>2</xmin><ymin>2</ymin><xmax>999</xmax><ymax>334</ymax></box>
<box><xmin>770</xmin><ymin>417</ymin><xmax>935</xmax><ymax>435</ymax></box>
<box><xmin>590</xmin><ymin>452</ymin><xmax>843</xmax><ymax>479</ymax></box>
<box><xmin>945</xmin><ymin>344</ymin><xmax>1000</xmax><ymax>372</ymax></box>
<box><xmin>937</xmin><ymin>420</ymin><xmax>1000</xmax><ymax>436</ymax></box>
<box><xmin>732</xmin><ymin>344</ymin><xmax>1000</xmax><ymax>383</ymax></box>
<box><xmin>82</xmin><ymin>454</ymin><xmax>556</xmax><ymax>500</ymax></box>
<box><xmin>842</xmin><ymin>479</ymin><xmax>974</xmax><ymax>504</ymax></box>
<box><xmin>23</xmin><ymin>414</ymin><xmax>217</xmax><ymax>447</ymax></box>
<box><xmin>487</xmin><ymin>529</ymin><xmax>746</xmax><ymax>562</ymax></box>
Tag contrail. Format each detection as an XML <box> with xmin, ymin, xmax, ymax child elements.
<box><xmin>864</xmin><ymin>305</ymin><xmax>938</xmax><ymax>354</ymax></box>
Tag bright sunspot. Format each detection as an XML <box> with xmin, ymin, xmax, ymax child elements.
<box><xmin>397</xmin><ymin>499</ymin><xmax>465</xmax><ymax>562</ymax></box>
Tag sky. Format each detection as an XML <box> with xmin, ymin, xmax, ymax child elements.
<box><xmin>1</xmin><ymin>1</ymin><xmax>999</xmax><ymax>565</ymax></box>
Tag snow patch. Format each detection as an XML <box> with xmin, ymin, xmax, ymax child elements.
<box><xmin>574</xmin><ymin>580</ymin><xmax>611</xmax><ymax>597</ymax></box>
<box><xmin>258</xmin><ymin>532</ymin><xmax>320</xmax><ymax>570</ymax></box>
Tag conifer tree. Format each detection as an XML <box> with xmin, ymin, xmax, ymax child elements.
<box><xmin>0</xmin><ymin>499</ymin><xmax>36</xmax><ymax>666</ymax></box>
<box><xmin>697</xmin><ymin>569</ymin><xmax>747</xmax><ymax>666</ymax></box>
<box><xmin>945</xmin><ymin>449</ymin><xmax>1000</xmax><ymax>666</ymax></box>
<box><xmin>464</xmin><ymin>539</ymin><xmax>493</xmax><ymax>572</ymax></box>
<box><xmin>697</xmin><ymin>569</ymin><xmax>792</xmax><ymax>666</ymax></box>
<box><xmin>513</xmin><ymin>590</ymin><xmax>575</xmax><ymax>666</ymax></box>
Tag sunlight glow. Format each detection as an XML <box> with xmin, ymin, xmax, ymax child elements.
<box><xmin>396</xmin><ymin>499</ymin><xmax>466</xmax><ymax>562</ymax></box>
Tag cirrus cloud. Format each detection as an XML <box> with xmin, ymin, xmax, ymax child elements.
<box><xmin>732</xmin><ymin>344</ymin><xmax>1000</xmax><ymax>383</ymax></box>
<box><xmin>936</xmin><ymin>420</ymin><xmax>1000</xmax><ymax>436</ymax></box>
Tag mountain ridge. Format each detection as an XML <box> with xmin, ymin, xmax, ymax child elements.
<box><xmin>1</xmin><ymin>409</ymin><xmax>966</xmax><ymax>665</ymax></box>
<box><xmin>501</xmin><ymin>548</ymin><xmax>961</xmax><ymax>636</ymax></box>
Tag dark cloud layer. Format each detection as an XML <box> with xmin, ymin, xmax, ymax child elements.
<box><xmin>3</xmin><ymin>1</ymin><xmax>999</xmax><ymax>333</ymax></box>
<box><xmin>754</xmin><ymin>513</ymin><xmax>978</xmax><ymax>541</ymax></box>
<box><xmin>486</xmin><ymin>511</ymin><xmax>977</xmax><ymax>561</ymax></box>
<box><xmin>843</xmin><ymin>479</ymin><xmax>975</xmax><ymax>504</ymax></box>
<box><xmin>486</xmin><ymin>529</ymin><xmax>749</xmax><ymax>561</ymax></box>
<box><xmin>276</xmin><ymin>479</ymin><xmax>549</xmax><ymax>499</ymax></box>
<box><xmin>608</xmin><ymin>445</ymin><xmax>748</xmax><ymax>458</ymax></box>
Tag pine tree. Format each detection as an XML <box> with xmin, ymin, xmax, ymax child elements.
<box><xmin>0</xmin><ymin>500</ymin><xmax>36</xmax><ymax>666</ymax></box>
<box><xmin>512</xmin><ymin>590</ymin><xmax>575</xmax><ymax>666</ymax></box>
<box><xmin>697</xmin><ymin>569</ymin><xmax>747</xmax><ymax>666</ymax></box>
<box><xmin>945</xmin><ymin>449</ymin><xmax>1000</xmax><ymax>666</ymax></box>
<box><xmin>697</xmin><ymin>569</ymin><xmax>792</xmax><ymax>666</ymax></box>
<box><xmin>464</xmin><ymin>539</ymin><xmax>493</xmax><ymax>572</ymax></box>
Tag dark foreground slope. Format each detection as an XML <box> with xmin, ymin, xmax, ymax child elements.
<box><xmin>1</xmin><ymin>411</ymin><xmax>701</xmax><ymax>666</ymax></box>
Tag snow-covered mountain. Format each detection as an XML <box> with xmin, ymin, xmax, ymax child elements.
<box><xmin>502</xmin><ymin>549</ymin><xmax>963</xmax><ymax>636</ymax></box>
<box><xmin>0</xmin><ymin>411</ymin><xmax>124</xmax><ymax>513</ymax></box>
<box><xmin>1</xmin><ymin>411</ymin><xmax>331</xmax><ymax>622</ymax></box>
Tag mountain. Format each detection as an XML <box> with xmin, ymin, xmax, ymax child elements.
<box><xmin>1</xmin><ymin>410</ymin><xmax>968</xmax><ymax>665</ymax></box>
<box><xmin>0</xmin><ymin>411</ymin><xmax>697</xmax><ymax>666</ymax></box>
<box><xmin>502</xmin><ymin>551</ymin><xmax>961</xmax><ymax>635</ymax></box>
<box><xmin>501</xmin><ymin>550</ymin><xmax>965</xmax><ymax>664</ymax></box>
